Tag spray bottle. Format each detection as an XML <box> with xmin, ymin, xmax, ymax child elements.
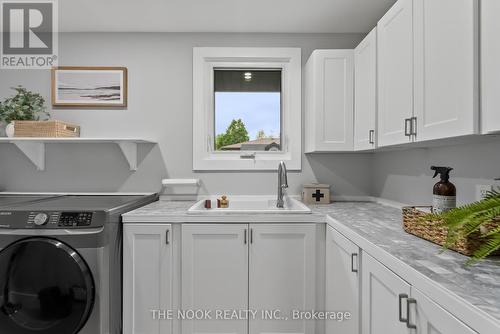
<box><xmin>431</xmin><ymin>166</ymin><xmax>456</xmax><ymax>213</ymax></box>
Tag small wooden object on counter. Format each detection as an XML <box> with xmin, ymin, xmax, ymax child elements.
<box><xmin>302</xmin><ymin>183</ymin><xmax>330</xmax><ymax>204</ymax></box>
<box><xmin>219</xmin><ymin>195</ymin><xmax>229</xmax><ymax>208</ymax></box>
<box><xmin>204</xmin><ymin>199</ymin><xmax>212</xmax><ymax>209</ymax></box>
<box><xmin>13</xmin><ymin>120</ymin><xmax>80</xmax><ymax>138</ymax></box>
<box><xmin>402</xmin><ymin>206</ymin><xmax>500</xmax><ymax>257</ymax></box>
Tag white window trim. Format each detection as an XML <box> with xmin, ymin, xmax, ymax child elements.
<box><xmin>193</xmin><ymin>47</ymin><xmax>302</xmax><ymax>171</ymax></box>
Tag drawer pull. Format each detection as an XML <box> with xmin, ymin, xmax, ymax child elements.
<box><xmin>398</xmin><ymin>293</ymin><xmax>408</xmax><ymax>323</ymax></box>
<box><xmin>351</xmin><ymin>253</ymin><xmax>358</xmax><ymax>273</ymax></box>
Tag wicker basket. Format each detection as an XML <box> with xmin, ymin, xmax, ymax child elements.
<box><xmin>13</xmin><ymin>120</ymin><xmax>80</xmax><ymax>138</ymax></box>
<box><xmin>402</xmin><ymin>206</ymin><xmax>500</xmax><ymax>257</ymax></box>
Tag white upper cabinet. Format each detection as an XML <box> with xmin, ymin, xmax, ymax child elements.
<box><xmin>354</xmin><ymin>28</ymin><xmax>378</xmax><ymax>151</ymax></box>
<box><xmin>325</xmin><ymin>226</ymin><xmax>360</xmax><ymax>334</ymax></box>
<box><xmin>182</xmin><ymin>224</ymin><xmax>249</xmax><ymax>334</ymax></box>
<box><xmin>413</xmin><ymin>0</ymin><xmax>479</xmax><ymax>141</ymax></box>
<box><xmin>481</xmin><ymin>0</ymin><xmax>500</xmax><ymax>134</ymax></box>
<box><xmin>249</xmin><ymin>224</ymin><xmax>316</xmax><ymax>334</ymax></box>
<box><xmin>377</xmin><ymin>0</ymin><xmax>414</xmax><ymax>147</ymax></box>
<box><xmin>305</xmin><ymin>50</ymin><xmax>354</xmax><ymax>152</ymax></box>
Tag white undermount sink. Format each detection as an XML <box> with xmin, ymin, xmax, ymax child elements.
<box><xmin>187</xmin><ymin>196</ymin><xmax>311</xmax><ymax>214</ymax></box>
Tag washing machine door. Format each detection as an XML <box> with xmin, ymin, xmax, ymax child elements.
<box><xmin>0</xmin><ymin>237</ymin><xmax>95</xmax><ymax>334</ymax></box>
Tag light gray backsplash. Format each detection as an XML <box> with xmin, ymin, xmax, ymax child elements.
<box><xmin>372</xmin><ymin>137</ymin><xmax>500</xmax><ymax>206</ymax></box>
<box><xmin>0</xmin><ymin>32</ymin><xmax>372</xmax><ymax>196</ymax></box>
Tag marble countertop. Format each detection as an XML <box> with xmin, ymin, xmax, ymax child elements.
<box><xmin>123</xmin><ymin>199</ymin><xmax>500</xmax><ymax>327</ymax></box>
<box><xmin>122</xmin><ymin>199</ymin><xmax>326</xmax><ymax>223</ymax></box>
<box><xmin>314</xmin><ymin>202</ymin><xmax>500</xmax><ymax>327</ymax></box>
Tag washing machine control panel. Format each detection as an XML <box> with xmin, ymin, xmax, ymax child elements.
<box><xmin>0</xmin><ymin>211</ymin><xmax>104</xmax><ymax>229</ymax></box>
<box><xmin>25</xmin><ymin>211</ymin><xmax>94</xmax><ymax>227</ymax></box>
<box><xmin>58</xmin><ymin>212</ymin><xmax>94</xmax><ymax>227</ymax></box>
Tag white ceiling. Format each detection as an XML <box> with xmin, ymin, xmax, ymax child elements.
<box><xmin>59</xmin><ymin>0</ymin><xmax>397</xmax><ymax>33</ymax></box>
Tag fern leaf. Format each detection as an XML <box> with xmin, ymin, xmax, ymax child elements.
<box><xmin>465</xmin><ymin>234</ymin><xmax>500</xmax><ymax>266</ymax></box>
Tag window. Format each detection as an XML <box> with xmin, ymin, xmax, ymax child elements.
<box><xmin>193</xmin><ymin>48</ymin><xmax>301</xmax><ymax>170</ymax></box>
<box><xmin>214</xmin><ymin>69</ymin><xmax>282</xmax><ymax>152</ymax></box>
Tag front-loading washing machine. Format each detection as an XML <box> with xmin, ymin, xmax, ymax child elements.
<box><xmin>0</xmin><ymin>193</ymin><xmax>158</xmax><ymax>334</ymax></box>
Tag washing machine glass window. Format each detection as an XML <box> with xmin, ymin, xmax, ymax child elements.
<box><xmin>0</xmin><ymin>237</ymin><xmax>95</xmax><ymax>334</ymax></box>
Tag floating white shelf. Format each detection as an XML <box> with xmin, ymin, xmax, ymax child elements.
<box><xmin>0</xmin><ymin>138</ymin><xmax>156</xmax><ymax>171</ymax></box>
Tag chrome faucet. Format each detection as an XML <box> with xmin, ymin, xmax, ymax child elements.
<box><xmin>277</xmin><ymin>161</ymin><xmax>288</xmax><ymax>208</ymax></box>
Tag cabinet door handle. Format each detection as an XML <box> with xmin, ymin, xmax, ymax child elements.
<box><xmin>166</xmin><ymin>229</ymin><xmax>170</xmax><ymax>245</ymax></box>
<box><xmin>398</xmin><ymin>293</ymin><xmax>408</xmax><ymax>323</ymax></box>
<box><xmin>406</xmin><ymin>298</ymin><xmax>417</xmax><ymax>329</ymax></box>
<box><xmin>411</xmin><ymin>117</ymin><xmax>417</xmax><ymax>137</ymax></box>
<box><xmin>369</xmin><ymin>130</ymin><xmax>375</xmax><ymax>144</ymax></box>
<box><xmin>404</xmin><ymin>118</ymin><xmax>412</xmax><ymax>137</ymax></box>
<box><xmin>244</xmin><ymin>229</ymin><xmax>247</xmax><ymax>244</ymax></box>
<box><xmin>250</xmin><ymin>228</ymin><xmax>254</xmax><ymax>244</ymax></box>
<box><xmin>351</xmin><ymin>253</ymin><xmax>358</xmax><ymax>273</ymax></box>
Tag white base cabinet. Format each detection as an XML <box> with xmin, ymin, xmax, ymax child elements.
<box><xmin>325</xmin><ymin>226</ymin><xmax>360</xmax><ymax>334</ymax></box>
<box><xmin>361</xmin><ymin>252</ymin><xmax>411</xmax><ymax>334</ymax></box>
<box><xmin>123</xmin><ymin>224</ymin><xmax>173</xmax><ymax>334</ymax></box>
<box><xmin>181</xmin><ymin>224</ymin><xmax>249</xmax><ymax>334</ymax></box>
<box><xmin>249</xmin><ymin>224</ymin><xmax>316</xmax><ymax>334</ymax></box>
<box><xmin>412</xmin><ymin>288</ymin><xmax>477</xmax><ymax>334</ymax></box>
<box><xmin>181</xmin><ymin>223</ymin><xmax>317</xmax><ymax>334</ymax></box>
<box><xmin>305</xmin><ymin>50</ymin><xmax>354</xmax><ymax>152</ymax></box>
<box><xmin>359</xmin><ymin>248</ymin><xmax>477</xmax><ymax>334</ymax></box>
<box><xmin>123</xmin><ymin>221</ymin><xmax>488</xmax><ymax>334</ymax></box>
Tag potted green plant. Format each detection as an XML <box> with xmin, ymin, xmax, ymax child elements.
<box><xmin>0</xmin><ymin>86</ymin><xmax>49</xmax><ymax>137</ymax></box>
<box><xmin>427</xmin><ymin>189</ymin><xmax>500</xmax><ymax>265</ymax></box>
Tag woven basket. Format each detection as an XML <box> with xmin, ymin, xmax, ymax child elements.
<box><xmin>402</xmin><ymin>206</ymin><xmax>500</xmax><ymax>257</ymax></box>
<box><xmin>13</xmin><ymin>120</ymin><xmax>80</xmax><ymax>138</ymax></box>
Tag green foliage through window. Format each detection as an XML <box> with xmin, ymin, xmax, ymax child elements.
<box><xmin>215</xmin><ymin>119</ymin><xmax>250</xmax><ymax>150</ymax></box>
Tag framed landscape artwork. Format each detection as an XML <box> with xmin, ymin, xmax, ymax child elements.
<box><xmin>52</xmin><ymin>67</ymin><xmax>128</xmax><ymax>107</ymax></box>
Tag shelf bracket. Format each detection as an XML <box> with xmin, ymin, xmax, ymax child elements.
<box><xmin>13</xmin><ymin>141</ymin><xmax>45</xmax><ymax>171</ymax></box>
<box><xmin>116</xmin><ymin>141</ymin><xmax>138</xmax><ymax>171</ymax></box>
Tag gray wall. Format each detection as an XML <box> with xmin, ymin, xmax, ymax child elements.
<box><xmin>372</xmin><ymin>137</ymin><xmax>500</xmax><ymax>206</ymax></box>
<box><xmin>0</xmin><ymin>32</ymin><xmax>374</xmax><ymax>197</ymax></box>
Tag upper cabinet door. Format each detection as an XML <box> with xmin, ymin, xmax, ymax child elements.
<box><xmin>362</xmin><ymin>253</ymin><xmax>411</xmax><ymax>334</ymax></box>
<box><xmin>325</xmin><ymin>226</ymin><xmax>360</xmax><ymax>334</ymax></box>
<box><xmin>377</xmin><ymin>0</ymin><xmax>414</xmax><ymax>147</ymax></box>
<box><xmin>481</xmin><ymin>0</ymin><xmax>500</xmax><ymax>134</ymax></box>
<box><xmin>249</xmin><ymin>224</ymin><xmax>316</xmax><ymax>334</ymax></box>
<box><xmin>354</xmin><ymin>28</ymin><xmax>377</xmax><ymax>151</ymax></box>
<box><xmin>123</xmin><ymin>224</ymin><xmax>173</xmax><ymax>334</ymax></box>
<box><xmin>412</xmin><ymin>288</ymin><xmax>478</xmax><ymax>334</ymax></box>
<box><xmin>181</xmin><ymin>224</ymin><xmax>249</xmax><ymax>334</ymax></box>
<box><xmin>413</xmin><ymin>0</ymin><xmax>479</xmax><ymax>141</ymax></box>
<box><xmin>305</xmin><ymin>50</ymin><xmax>354</xmax><ymax>152</ymax></box>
